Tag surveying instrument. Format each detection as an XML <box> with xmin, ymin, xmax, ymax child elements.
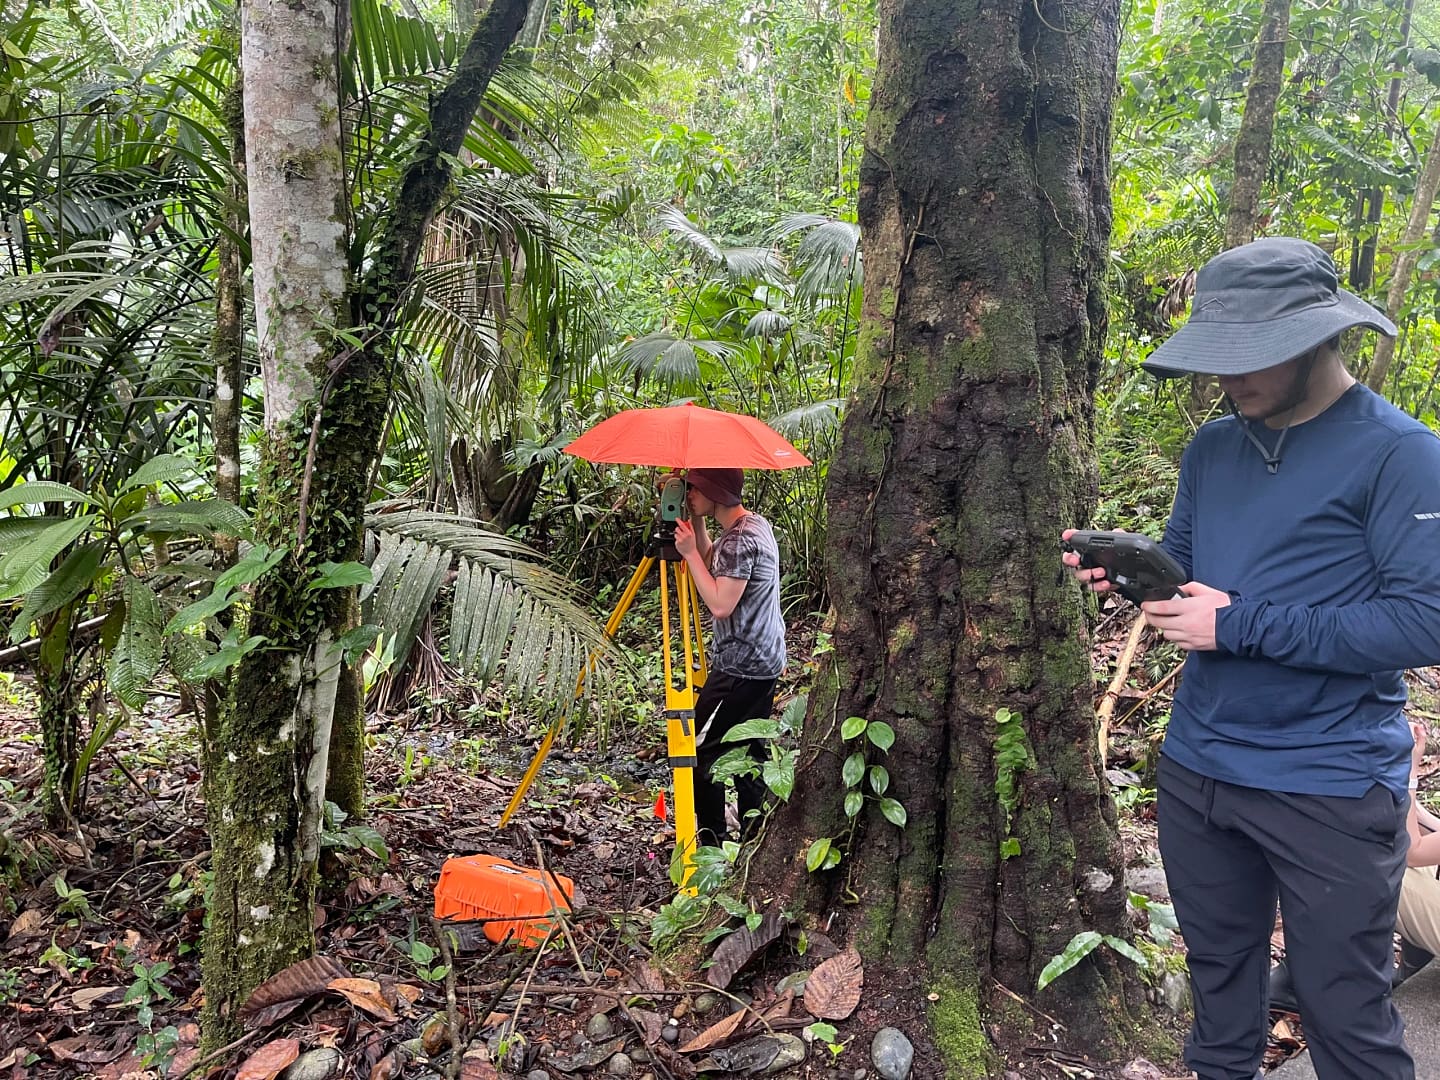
<box><xmin>500</xmin><ymin>474</ymin><xmax>708</xmax><ymax>885</ymax></box>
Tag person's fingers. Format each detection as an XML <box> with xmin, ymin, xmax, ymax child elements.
<box><xmin>1061</xmin><ymin>528</ymin><xmax>1076</xmax><ymax>541</ymax></box>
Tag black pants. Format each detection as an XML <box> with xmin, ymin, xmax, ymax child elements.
<box><xmin>1157</xmin><ymin>756</ymin><xmax>1412</xmax><ymax>1080</ymax></box>
<box><xmin>693</xmin><ymin>671</ymin><xmax>776</xmax><ymax>846</ymax></box>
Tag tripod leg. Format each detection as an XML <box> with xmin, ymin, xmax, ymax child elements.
<box><xmin>663</xmin><ymin>561</ymin><xmax>700</xmax><ymax>889</ymax></box>
<box><xmin>687</xmin><ymin>568</ymin><xmax>707</xmax><ymax>689</ymax></box>
<box><xmin>500</xmin><ymin>557</ymin><xmax>655</xmax><ymax>828</ymax></box>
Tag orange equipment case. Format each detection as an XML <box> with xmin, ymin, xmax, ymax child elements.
<box><xmin>433</xmin><ymin>854</ymin><xmax>574</xmax><ymax>947</ymax></box>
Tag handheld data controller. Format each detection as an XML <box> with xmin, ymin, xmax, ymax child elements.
<box><xmin>1062</xmin><ymin>530</ymin><xmax>1187</xmax><ymax>606</ymax></box>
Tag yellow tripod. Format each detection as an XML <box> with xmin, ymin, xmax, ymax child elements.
<box><xmin>500</xmin><ymin>532</ymin><xmax>709</xmax><ymax>886</ymax></box>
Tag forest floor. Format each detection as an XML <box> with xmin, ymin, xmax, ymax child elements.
<box><xmin>1</xmin><ymin>609</ymin><xmax>1432</xmax><ymax>1080</ymax></box>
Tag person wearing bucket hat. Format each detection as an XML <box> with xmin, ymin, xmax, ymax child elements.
<box><xmin>1064</xmin><ymin>237</ymin><xmax>1440</xmax><ymax>1080</ymax></box>
<box><xmin>672</xmin><ymin>468</ymin><xmax>786</xmax><ymax>844</ymax></box>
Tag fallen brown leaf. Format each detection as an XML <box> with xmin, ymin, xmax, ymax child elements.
<box><xmin>804</xmin><ymin>949</ymin><xmax>863</xmax><ymax>1020</ymax></box>
<box><xmin>235</xmin><ymin>1037</ymin><xmax>300</xmax><ymax>1080</ymax></box>
<box><xmin>459</xmin><ymin>1049</ymin><xmax>500</xmax><ymax>1079</ymax></box>
<box><xmin>70</xmin><ymin>986</ymin><xmax>123</xmax><ymax>1011</ymax></box>
<box><xmin>678</xmin><ymin>1005</ymin><xmax>747</xmax><ymax>1053</ymax></box>
<box><xmin>368</xmin><ymin>1048</ymin><xmax>405</xmax><ymax>1080</ymax></box>
<box><xmin>328</xmin><ymin>977</ymin><xmax>399</xmax><ymax>1022</ymax></box>
<box><xmin>240</xmin><ymin>955</ymin><xmax>351</xmax><ymax>1028</ymax></box>
<box><xmin>6</xmin><ymin>909</ymin><xmax>47</xmax><ymax>940</ymax></box>
<box><xmin>706</xmin><ymin>913</ymin><xmax>787</xmax><ymax>990</ymax></box>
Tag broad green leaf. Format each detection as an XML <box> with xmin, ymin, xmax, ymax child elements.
<box><xmin>778</xmin><ymin>693</ymin><xmax>808</xmax><ymax>732</ymax></box>
<box><xmin>164</xmin><ymin>585</ymin><xmax>236</xmax><ymax>635</ymax></box>
<box><xmin>999</xmin><ymin>837</ymin><xmax>1021</xmax><ymax>859</ymax></box>
<box><xmin>0</xmin><ymin>482</ymin><xmax>91</xmax><ymax>510</ymax></box>
<box><xmin>122</xmin><ymin>499</ymin><xmax>247</xmax><ymax>536</ymax></box>
<box><xmin>184</xmin><ymin>635</ymin><xmax>264</xmax><ymax>681</ymax></box>
<box><xmin>866</xmin><ymin>721</ymin><xmax>896</xmax><ymax>751</ymax></box>
<box><xmin>338</xmin><ymin>624</ymin><xmax>382</xmax><ymax>663</ymax></box>
<box><xmin>842</xmin><ymin>752</ymin><xmax>864</xmax><ymax>788</ymax></box>
<box><xmin>118</xmin><ymin>455</ymin><xmax>200</xmax><ymax>493</ymax></box>
<box><xmin>840</xmin><ymin>715</ymin><xmax>867</xmax><ymax>740</ymax></box>
<box><xmin>763</xmin><ymin>750</ymin><xmax>795</xmax><ymax>800</ymax></box>
<box><xmin>805</xmin><ymin>837</ymin><xmax>832</xmax><ymax>873</ymax></box>
<box><xmin>0</xmin><ymin>515</ymin><xmax>97</xmax><ymax>601</ymax></box>
<box><xmin>721</xmin><ymin>718</ymin><xmax>782</xmax><ymax>742</ymax></box>
<box><xmin>844</xmin><ymin>789</ymin><xmax>863</xmax><ymax>818</ymax></box>
<box><xmin>879</xmin><ymin>797</ymin><xmax>907</xmax><ymax>827</ymax></box>
<box><xmin>215</xmin><ymin>544</ymin><xmax>288</xmax><ymax>590</ymax></box>
<box><xmin>1103</xmin><ymin>935</ymin><xmax>1148</xmax><ymax>970</ymax></box>
<box><xmin>868</xmin><ymin>765</ymin><xmax>890</xmax><ymax>795</ymax></box>
<box><xmin>308</xmin><ymin>561</ymin><xmax>374</xmax><ymax>591</ymax></box>
<box><xmin>9</xmin><ymin>542</ymin><xmax>104</xmax><ymax>642</ymax></box>
<box><xmin>711</xmin><ymin>746</ymin><xmax>759</xmax><ymax>784</ymax></box>
<box><xmin>1037</xmin><ymin>931</ymin><xmax>1102</xmax><ymax>991</ymax></box>
<box><xmin>109</xmin><ymin>578</ymin><xmax>165</xmax><ymax>708</ymax></box>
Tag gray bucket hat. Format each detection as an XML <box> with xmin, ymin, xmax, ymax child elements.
<box><xmin>1141</xmin><ymin>237</ymin><xmax>1396</xmax><ymax>379</ymax></box>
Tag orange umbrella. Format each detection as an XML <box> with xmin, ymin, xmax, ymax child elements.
<box><xmin>563</xmin><ymin>403</ymin><xmax>811</xmax><ymax>470</ymax></box>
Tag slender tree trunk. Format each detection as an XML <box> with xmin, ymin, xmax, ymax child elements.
<box><xmin>1224</xmin><ymin>0</ymin><xmax>1290</xmax><ymax>249</ymax></box>
<box><xmin>201</xmin><ymin>0</ymin><xmax>351</xmax><ymax>1047</ymax></box>
<box><xmin>206</xmin><ymin>78</ymin><xmax>247</xmax><ymax>785</ymax></box>
<box><xmin>750</xmin><ymin>0</ymin><xmax>1157</xmax><ymax>1069</ymax></box>
<box><xmin>1351</xmin><ymin>0</ymin><xmax>1414</xmax><ymax>292</ymax></box>
<box><xmin>201</xmin><ymin>0</ymin><xmax>531</xmax><ymax>1046</ymax></box>
<box><xmin>1367</xmin><ymin>129</ymin><xmax>1440</xmax><ymax>392</ymax></box>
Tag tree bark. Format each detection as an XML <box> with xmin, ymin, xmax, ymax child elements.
<box><xmin>1351</xmin><ymin>0</ymin><xmax>1414</xmax><ymax>292</ymax></box>
<box><xmin>1224</xmin><ymin>0</ymin><xmax>1290</xmax><ymax>249</ymax></box>
<box><xmin>1367</xmin><ymin>128</ymin><xmax>1440</xmax><ymax>393</ymax></box>
<box><xmin>201</xmin><ymin>0</ymin><xmax>531</xmax><ymax>1047</ymax></box>
<box><xmin>749</xmin><ymin>0</ymin><xmax>1157</xmax><ymax>1067</ymax></box>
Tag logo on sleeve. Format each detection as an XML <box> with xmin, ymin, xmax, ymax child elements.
<box><xmin>1416</xmin><ymin>512</ymin><xmax>1440</xmax><ymax>521</ymax></box>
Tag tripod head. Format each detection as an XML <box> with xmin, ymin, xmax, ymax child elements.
<box><xmin>651</xmin><ymin>473</ymin><xmax>688</xmax><ymax>561</ymax></box>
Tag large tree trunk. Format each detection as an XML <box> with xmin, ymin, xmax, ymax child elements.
<box><xmin>750</xmin><ymin>0</ymin><xmax>1156</xmax><ymax>1068</ymax></box>
<box><xmin>1224</xmin><ymin>0</ymin><xmax>1290</xmax><ymax>249</ymax></box>
<box><xmin>201</xmin><ymin>0</ymin><xmax>532</xmax><ymax>1047</ymax></box>
<box><xmin>1367</xmin><ymin>128</ymin><xmax>1440</xmax><ymax>393</ymax></box>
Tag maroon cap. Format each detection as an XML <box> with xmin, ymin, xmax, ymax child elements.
<box><xmin>687</xmin><ymin>467</ymin><xmax>744</xmax><ymax>507</ymax></box>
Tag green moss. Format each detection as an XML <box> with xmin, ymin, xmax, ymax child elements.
<box><xmin>928</xmin><ymin>979</ymin><xmax>995</xmax><ymax>1079</ymax></box>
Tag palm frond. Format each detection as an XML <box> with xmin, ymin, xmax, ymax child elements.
<box><xmin>362</xmin><ymin>509</ymin><xmax>618</xmax><ymax>712</ymax></box>
<box><xmin>652</xmin><ymin>204</ymin><xmax>723</xmax><ymax>265</ymax></box>
<box><xmin>743</xmin><ymin>310</ymin><xmax>793</xmax><ymax>340</ymax></box>
<box><xmin>769</xmin><ymin>399</ymin><xmax>845</xmax><ymax>439</ymax></box>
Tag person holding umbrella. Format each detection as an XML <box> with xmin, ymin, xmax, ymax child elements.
<box><xmin>672</xmin><ymin>467</ymin><xmax>786</xmax><ymax>846</ymax></box>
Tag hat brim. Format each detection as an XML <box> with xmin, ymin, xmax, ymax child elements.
<box><xmin>1141</xmin><ymin>289</ymin><xmax>1396</xmax><ymax>379</ymax></box>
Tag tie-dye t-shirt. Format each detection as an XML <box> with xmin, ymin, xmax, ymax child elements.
<box><xmin>707</xmin><ymin>512</ymin><xmax>786</xmax><ymax>679</ymax></box>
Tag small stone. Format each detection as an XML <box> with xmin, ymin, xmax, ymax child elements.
<box><xmin>630</xmin><ymin>1047</ymin><xmax>651</xmax><ymax>1064</ymax></box>
<box><xmin>760</xmin><ymin>1034</ymin><xmax>807</xmax><ymax>1075</ymax></box>
<box><xmin>1125</xmin><ymin>864</ymin><xmax>1171</xmax><ymax>901</ymax></box>
<box><xmin>570</xmin><ymin>1032</ymin><xmax>589</xmax><ymax>1050</ymax></box>
<box><xmin>526</xmin><ymin>1072</ymin><xmax>550</xmax><ymax>1080</ymax></box>
<box><xmin>693</xmin><ymin>991</ymin><xmax>722</xmax><ymax>1015</ymax></box>
<box><xmin>421</xmin><ymin>1014</ymin><xmax>451</xmax><ymax>1056</ymax></box>
<box><xmin>606</xmin><ymin>1052</ymin><xmax>633</xmax><ymax>1076</ymax></box>
<box><xmin>1160</xmin><ymin>970</ymin><xmax>1192</xmax><ymax>1015</ymax></box>
<box><xmin>870</xmin><ymin>1027</ymin><xmax>914</xmax><ymax>1080</ymax></box>
<box><xmin>586</xmin><ymin>1012</ymin><xmax>615</xmax><ymax>1040</ymax></box>
<box><xmin>660</xmin><ymin>1021</ymin><xmax>679</xmax><ymax>1044</ymax></box>
<box><xmin>775</xmin><ymin>972</ymin><xmax>809</xmax><ymax>997</ymax></box>
<box><xmin>855</xmin><ymin>1071</ymin><xmax>869</xmax><ymax>1080</ymax></box>
<box><xmin>280</xmin><ymin>1048</ymin><xmax>344</xmax><ymax>1080</ymax></box>
<box><xmin>550</xmin><ymin>995</ymin><xmax>579</xmax><ymax>1012</ymax></box>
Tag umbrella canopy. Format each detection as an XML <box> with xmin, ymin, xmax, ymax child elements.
<box><xmin>563</xmin><ymin>403</ymin><xmax>812</xmax><ymax>470</ymax></box>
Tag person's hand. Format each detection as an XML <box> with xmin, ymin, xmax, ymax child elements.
<box><xmin>1061</xmin><ymin>528</ymin><xmax>1115</xmax><ymax>593</ymax></box>
<box><xmin>1141</xmin><ymin>582</ymin><xmax>1231</xmax><ymax>651</ymax></box>
<box><xmin>1412</xmin><ymin>720</ymin><xmax>1428</xmax><ymax>774</ymax></box>
<box><xmin>673</xmin><ymin>518</ymin><xmax>697</xmax><ymax>559</ymax></box>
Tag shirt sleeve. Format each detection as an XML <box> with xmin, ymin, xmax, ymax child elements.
<box><xmin>1215</xmin><ymin>430</ymin><xmax>1440</xmax><ymax>673</ymax></box>
<box><xmin>710</xmin><ymin>532</ymin><xmax>757</xmax><ymax>581</ymax></box>
<box><xmin>1161</xmin><ymin>442</ymin><xmax>1196</xmax><ymax>581</ymax></box>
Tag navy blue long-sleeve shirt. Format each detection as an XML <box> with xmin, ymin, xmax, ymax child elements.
<box><xmin>1160</xmin><ymin>384</ymin><xmax>1440</xmax><ymax>797</ymax></box>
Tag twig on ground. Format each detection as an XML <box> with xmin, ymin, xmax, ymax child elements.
<box><xmin>172</xmin><ymin>1029</ymin><xmax>263</xmax><ymax>1080</ymax></box>
<box><xmin>430</xmin><ymin>916</ymin><xmax>465</xmax><ymax>1079</ymax></box>
<box><xmin>1097</xmin><ymin>613</ymin><xmax>1147</xmax><ymax>769</ymax></box>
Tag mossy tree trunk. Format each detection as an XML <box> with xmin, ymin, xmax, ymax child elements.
<box><xmin>749</xmin><ymin>0</ymin><xmax>1156</xmax><ymax>1070</ymax></box>
<box><xmin>200</xmin><ymin>0</ymin><xmax>532</xmax><ymax>1048</ymax></box>
<box><xmin>1223</xmin><ymin>0</ymin><xmax>1290</xmax><ymax>249</ymax></box>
